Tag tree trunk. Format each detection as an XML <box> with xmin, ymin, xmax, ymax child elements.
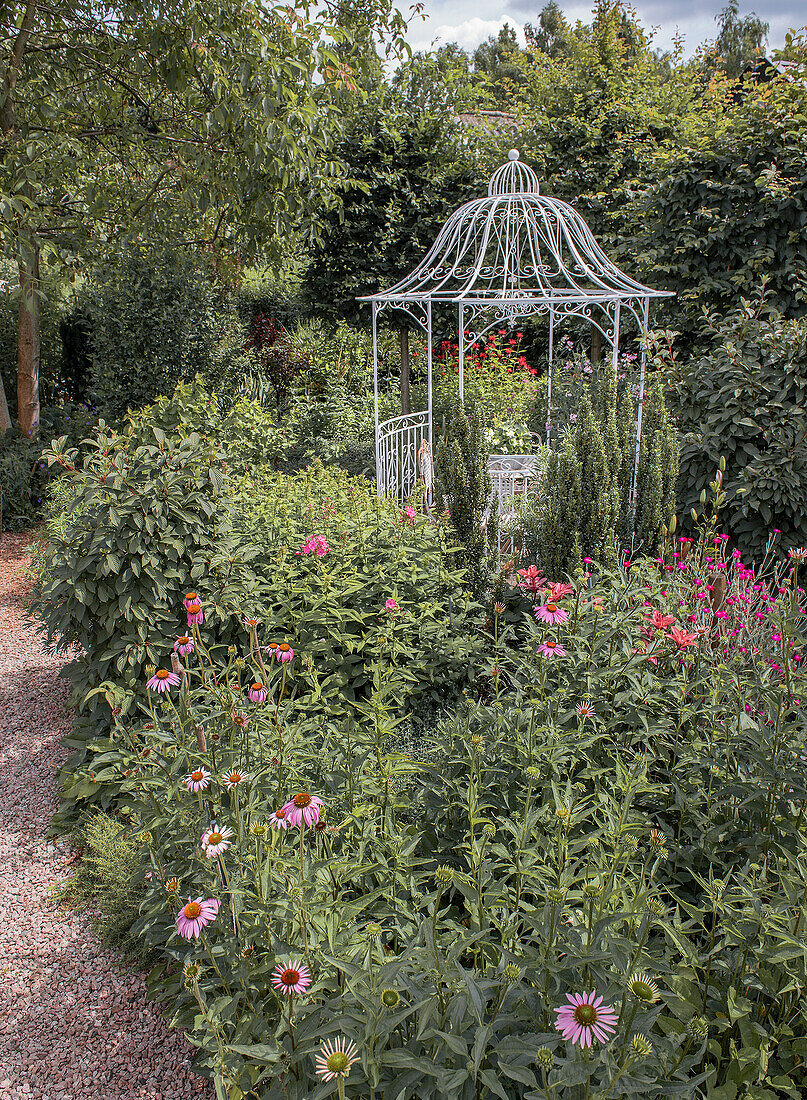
<box><xmin>590</xmin><ymin>324</ymin><xmax>601</xmax><ymax>367</ymax></box>
<box><xmin>18</xmin><ymin>244</ymin><xmax>40</xmax><ymax>437</ymax></box>
<box><xmin>399</xmin><ymin>326</ymin><xmax>411</xmax><ymax>416</ymax></box>
<box><xmin>0</xmin><ymin>370</ymin><xmax>11</xmax><ymax>432</ymax></box>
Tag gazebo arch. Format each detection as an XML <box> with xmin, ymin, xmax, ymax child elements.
<box><xmin>359</xmin><ymin>150</ymin><xmax>672</xmax><ymax>521</ymax></box>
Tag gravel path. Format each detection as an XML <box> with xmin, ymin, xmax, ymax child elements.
<box><xmin>0</xmin><ymin>533</ymin><xmax>213</xmax><ymax>1100</ymax></box>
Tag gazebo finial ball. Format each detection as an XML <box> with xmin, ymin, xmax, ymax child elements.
<box><xmin>508</xmin><ymin>149</ymin><xmax>520</xmax><ymax>161</ymax></box>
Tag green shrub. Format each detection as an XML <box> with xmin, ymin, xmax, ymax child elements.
<box><xmin>50</xmin><ymin>531</ymin><xmax>807</xmax><ymax>1098</ymax></box>
<box><xmin>672</xmin><ymin>302</ymin><xmax>807</xmax><ymax>559</ymax></box>
<box><xmin>236</xmin><ymin>460</ymin><xmax>484</xmax><ymax>715</ymax></box>
<box><xmin>55</xmin><ymin>812</ymin><xmax>144</xmax><ymax>957</ymax></box>
<box><xmin>81</xmin><ymin>244</ymin><xmax>251</xmax><ymax>421</ymax></box>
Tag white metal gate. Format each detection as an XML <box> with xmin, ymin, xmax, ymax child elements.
<box><xmin>376</xmin><ymin>409</ymin><xmax>430</xmax><ymax>502</ymax></box>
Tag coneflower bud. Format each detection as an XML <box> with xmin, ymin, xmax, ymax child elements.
<box><xmin>632</xmin><ymin>1033</ymin><xmax>653</xmax><ymax>1056</ymax></box>
<box><xmin>381</xmin><ymin>988</ymin><xmax>400</xmax><ymax>1008</ymax></box>
<box><xmin>535</xmin><ymin>1047</ymin><xmax>553</xmax><ymax>1069</ymax></box>
<box><xmin>436</xmin><ymin>865</ymin><xmax>454</xmax><ymax>886</ymax></box>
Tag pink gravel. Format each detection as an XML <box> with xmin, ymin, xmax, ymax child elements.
<box><xmin>0</xmin><ymin>533</ymin><xmax>214</xmax><ymax>1100</ymax></box>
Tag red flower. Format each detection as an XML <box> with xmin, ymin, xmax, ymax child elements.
<box><xmin>648</xmin><ymin>609</ymin><xmax>675</xmax><ymax>630</ymax></box>
<box><xmin>667</xmin><ymin>625</ymin><xmax>698</xmax><ymax>649</ymax></box>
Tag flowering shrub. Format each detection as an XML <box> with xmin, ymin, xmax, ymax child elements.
<box><xmin>52</xmin><ymin>494</ymin><xmax>807</xmax><ymax>1098</ymax></box>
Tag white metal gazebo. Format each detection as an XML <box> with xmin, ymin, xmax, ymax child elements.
<box><xmin>359</xmin><ymin>150</ymin><xmax>672</xmax><ymax>515</ymax></box>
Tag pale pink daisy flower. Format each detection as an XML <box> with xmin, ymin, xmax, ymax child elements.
<box><xmin>243</xmin><ymin>616</ymin><xmax>261</xmax><ymax>630</ymax></box>
<box><xmin>147</xmin><ymin>669</ymin><xmax>180</xmax><ymax>693</ymax></box>
<box><xmin>176</xmin><ymin>897</ymin><xmax>219</xmax><ymax>939</ymax></box>
<box><xmin>315</xmin><ymin>1037</ymin><xmax>359</xmax><ymax>1081</ymax></box>
<box><xmin>186</xmin><ymin>601</ymin><xmax>204</xmax><ymax>626</ymax></box>
<box><xmin>281</xmin><ymin>792</ymin><xmax>324</xmax><ymax>828</ymax></box>
<box><xmin>535</xmin><ymin>601</ymin><xmax>569</xmax><ymax>625</ymax></box>
<box><xmin>183</xmin><ymin>767</ymin><xmax>211</xmax><ymax>792</ymax></box>
<box><xmin>200</xmin><ymin>825</ymin><xmax>233</xmax><ymax>858</ymax></box>
<box><xmin>538</xmin><ymin>640</ymin><xmax>566</xmax><ymax>659</ymax></box>
<box><xmin>248</xmin><ymin>681</ymin><xmax>267</xmax><ymax>703</ymax></box>
<box><xmin>576</xmin><ymin>701</ymin><xmax>595</xmax><ymax>718</ymax></box>
<box><xmin>555</xmin><ymin>991</ymin><xmax>618</xmax><ymax>1047</ymax></box>
<box><xmin>275</xmin><ymin>642</ymin><xmax>294</xmax><ymax>663</ymax></box>
<box><xmin>173</xmin><ymin>635</ymin><xmax>195</xmax><ymax>656</ymax></box>
<box><xmin>271</xmin><ymin>959</ymin><xmax>312</xmax><ymax>996</ymax></box>
<box><xmin>222</xmin><ymin>769</ymin><xmax>249</xmax><ymax>789</ymax></box>
<box><xmin>269</xmin><ymin>806</ymin><xmax>289</xmax><ymax>830</ymax></box>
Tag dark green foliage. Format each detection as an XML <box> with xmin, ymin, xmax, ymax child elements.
<box><xmin>435</xmin><ymin>399</ymin><xmax>492</xmax><ymax>591</ymax></box>
<box><xmin>673</xmin><ymin>303</ymin><xmax>807</xmax><ymax>558</ymax></box>
<box><xmin>522</xmin><ymin>373</ymin><xmax>678</xmax><ymax>574</ymax></box>
<box><xmin>82</xmin><ymin>245</ymin><xmax>250</xmax><ymax>421</ymax></box>
<box><xmin>35</xmin><ymin>381</ymin><xmax>259</xmax><ymax>737</ymax></box>
<box><xmin>625</xmin><ymin>73</ymin><xmax>807</xmax><ymax>335</ymax></box>
<box><xmin>302</xmin><ymin>110</ymin><xmax>478</xmax><ymax>325</ymax></box>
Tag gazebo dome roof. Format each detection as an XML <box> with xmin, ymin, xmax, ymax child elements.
<box><xmin>362</xmin><ymin>150</ymin><xmax>670</xmax><ymax>308</ymax></box>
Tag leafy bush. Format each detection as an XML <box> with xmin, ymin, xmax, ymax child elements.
<box><xmin>81</xmin><ymin>245</ymin><xmax>251</xmax><ymax>421</ymax></box>
<box><xmin>55</xmin><ymin>812</ymin><xmax>144</xmax><ymax>957</ymax></box>
<box><xmin>50</xmin><ymin>514</ymin><xmax>807</xmax><ymax>1098</ymax></box>
<box><xmin>520</xmin><ymin>370</ymin><xmax>678</xmax><ymax>574</ymax></box>
<box><xmin>672</xmin><ymin>302</ymin><xmax>807</xmax><ymax>559</ymax></box>
<box><xmin>236</xmin><ymin>460</ymin><xmax>484</xmax><ymax>715</ymax></box>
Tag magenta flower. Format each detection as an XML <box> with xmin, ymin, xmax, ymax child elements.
<box><xmin>538</xmin><ymin>640</ymin><xmax>566</xmax><ymax>659</ymax></box>
<box><xmin>183</xmin><ymin>767</ymin><xmax>211</xmax><ymax>792</ymax></box>
<box><xmin>200</xmin><ymin>825</ymin><xmax>233</xmax><ymax>858</ymax></box>
<box><xmin>298</xmin><ymin>535</ymin><xmax>330</xmax><ymax>557</ymax></box>
<box><xmin>272</xmin><ymin>958</ymin><xmax>312</xmax><ymax>996</ymax></box>
<box><xmin>535</xmin><ymin>602</ymin><xmax>569</xmax><ymax>625</ymax></box>
<box><xmin>147</xmin><ymin>669</ymin><xmax>180</xmax><ymax>693</ymax></box>
<box><xmin>183</xmin><ymin>591</ymin><xmax>200</xmax><ymax>611</ymax></box>
<box><xmin>186</xmin><ymin>601</ymin><xmax>204</xmax><ymax>626</ymax></box>
<box><xmin>555</xmin><ymin>991</ymin><xmax>618</xmax><ymax>1047</ymax></box>
<box><xmin>385</xmin><ymin>598</ymin><xmax>399</xmax><ymax>612</ymax></box>
<box><xmin>400</xmin><ymin>506</ymin><xmax>416</xmax><ymax>525</ymax></box>
<box><xmin>176</xmin><ymin>897</ymin><xmax>219</xmax><ymax>939</ymax></box>
<box><xmin>274</xmin><ymin>642</ymin><xmax>294</xmax><ymax>663</ymax></box>
<box><xmin>248</xmin><ymin>681</ymin><xmax>268</xmax><ymax>703</ymax></box>
<box><xmin>281</xmin><ymin>792</ymin><xmax>324</xmax><ymax>828</ymax></box>
<box><xmin>174</xmin><ymin>635</ymin><xmax>195</xmax><ymax>656</ymax></box>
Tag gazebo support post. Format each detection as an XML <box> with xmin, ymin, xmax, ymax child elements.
<box><xmin>630</xmin><ymin>297</ymin><xmax>650</xmax><ymax>526</ymax></box>
<box><xmin>427</xmin><ymin>300</ymin><xmax>433</xmax><ymax>452</ymax></box>
<box><xmin>611</xmin><ymin>302</ymin><xmax>621</xmax><ymax>379</ymax></box>
<box><xmin>546</xmin><ymin>308</ymin><xmax>554</xmax><ymax>446</ymax></box>
<box><xmin>372</xmin><ymin>302</ymin><xmax>381</xmax><ymax>497</ymax></box>
<box><xmin>458</xmin><ymin>303</ymin><xmax>465</xmax><ymax>404</ymax></box>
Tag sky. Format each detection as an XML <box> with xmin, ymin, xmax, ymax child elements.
<box><xmin>405</xmin><ymin>0</ymin><xmax>805</xmax><ymax>58</ymax></box>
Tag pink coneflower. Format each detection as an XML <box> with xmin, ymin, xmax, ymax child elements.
<box><xmin>517</xmin><ymin>565</ymin><xmax>545</xmax><ymax>592</ymax></box>
<box><xmin>282</xmin><ymin>792</ymin><xmax>324</xmax><ymax>827</ymax></box>
<box><xmin>243</xmin><ymin>617</ymin><xmax>261</xmax><ymax>630</ymax></box>
<box><xmin>275</xmin><ymin>642</ymin><xmax>294</xmax><ymax>663</ymax></box>
<box><xmin>555</xmin><ymin>991</ymin><xmax>618</xmax><ymax>1047</ymax></box>
<box><xmin>173</xmin><ymin>635</ymin><xmax>195</xmax><ymax>656</ymax></box>
<box><xmin>667</xmin><ymin>625</ymin><xmax>699</xmax><ymax>649</ymax></box>
<box><xmin>200</xmin><ymin>825</ymin><xmax>233</xmax><ymax>858</ymax></box>
<box><xmin>648</xmin><ymin>610</ymin><xmax>675</xmax><ymax>630</ymax></box>
<box><xmin>546</xmin><ymin>581</ymin><xmax>574</xmax><ymax>600</ymax></box>
<box><xmin>176</xmin><ymin>897</ymin><xmax>219</xmax><ymax>939</ymax></box>
<box><xmin>183</xmin><ymin>592</ymin><xmax>199</xmax><ymax>611</ymax></box>
<box><xmin>576</xmin><ymin>702</ymin><xmax>595</xmax><ymax>718</ymax></box>
<box><xmin>222</xmin><ymin>770</ymin><xmax>249</xmax><ymax>789</ymax></box>
<box><xmin>535</xmin><ymin>601</ymin><xmax>569</xmax><ymax>625</ymax></box>
<box><xmin>315</xmin><ymin>1037</ymin><xmax>359</xmax><ymax>1082</ymax></box>
<box><xmin>789</xmin><ymin>548</ymin><xmax>807</xmax><ymax>563</ymax></box>
<box><xmin>183</xmin><ymin>767</ymin><xmax>211</xmax><ymax>792</ymax></box>
<box><xmin>264</xmin><ymin>641</ymin><xmax>278</xmax><ymax>657</ymax></box>
<box><xmin>248</xmin><ymin>681</ymin><xmax>268</xmax><ymax>703</ymax></box>
<box><xmin>385</xmin><ymin>598</ymin><xmax>399</xmax><ymax>612</ymax></box>
<box><xmin>269</xmin><ymin>806</ymin><xmax>289</xmax><ymax>830</ymax></box>
<box><xmin>538</xmin><ymin>640</ymin><xmax>566</xmax><ymax>659</ymax></box>
<box><xmin>271</xmin><ymin>959</ymin><xmax>312</xmax><ymax>996</ymax></box>
<box><xmin>147</xmin><ymin>669</ymin><xmax>180</xmax><ymax>693</ymax></box>
<box><xmin>231</xmin><ymin>711</ymin><xmax>249</xmax><ymax>728</ymax></box>
<box><xmin>186</xmin><ymin>601</ymin><xmax>204</xmax><ymax>626</ymax></box>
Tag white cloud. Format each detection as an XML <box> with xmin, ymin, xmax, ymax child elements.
<box><xmin>409</xmin><ymin>14</ymin><xmax>527</xmax><ymax>53</ymax></box>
